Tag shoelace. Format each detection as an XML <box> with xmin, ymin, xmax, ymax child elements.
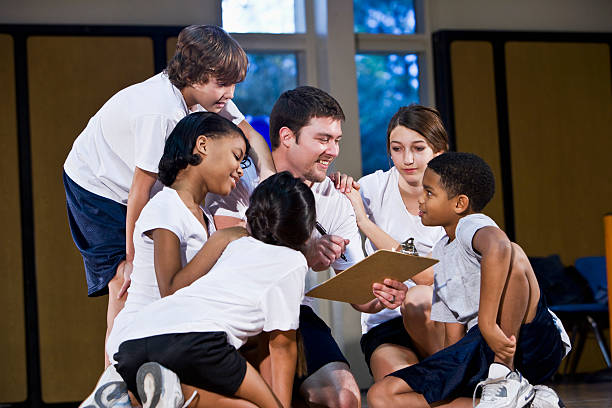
<box><xmin>181</xmin><ymin>391</ymin><xmax>198</xmax><ymax>408</ymax></box>
<box><xmin>472</xmin><ymin>376</ymin><xmax>507</xmax><ymax>407</ymax></box>
<box><xmin>530</xmin><ymin>386</ymin><xmax>559</xmax><ymax>408</ymax></box>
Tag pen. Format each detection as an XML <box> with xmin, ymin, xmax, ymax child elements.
<box><xmin>315</xmin><ymin>221</ymin><xmax>348</xmax><ymax>262</ymax></box>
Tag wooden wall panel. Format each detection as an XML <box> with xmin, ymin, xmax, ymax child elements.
<box><xmin>450</xmin><ymin>41</ymin><xmax>505</xmax><ymax>228</ymax></box>
<box><xmin>27</xmin><ymin>36</ymin><xmax>154</xmax><ymax>402</ymax></box>
<box><xmin>505</xmin><ymin>42</ymin><xmax>612</xmax><ymax>265</ymax></box>
<box><xmin>0</xmin><ymin>34</ymin><xmax>28</xmax><ymax>403</ymax></box>
<box><xmin>167</xmin><ymin>36</ymin><xmax>178</xmax><ymax>62</ymax></box>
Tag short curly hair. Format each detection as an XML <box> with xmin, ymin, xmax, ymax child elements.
<box><xmin>246</xmin><ymin>171</ymin><xmax>316</xmax><ymax>251</ymax></box>
<box><xmin>158</xmin><ymin>112</ymin><xmax>250</xmax><ymax>186</ymax></box>
<box><xmin>165</xmin><ymin>25</ymin><xmax>248</xmax><ymax>89</ymax></box>
<box><xmin>427</xmin><ymin>152</ymin><xmax>495</xmax><ymax>212</ymax></box>
<box><xmin>269</xmin><ymin>86</ymin><xmax>345</xmax><ymax>150</ymax></box>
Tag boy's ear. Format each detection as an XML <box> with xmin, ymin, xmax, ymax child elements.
<box><xmin>195</xmin><ymin>135</ymin><xmax>208</xmax><ymax>155</ymax></box>
<box><xmin>454</xmin><ymin>194</ymin><xmax>470</xmax><ymax>215</ymax></box>
<box><xmin>279</xmin><ymin>126</ymin><xmax>296</xmax><ymax>148</ymax></box>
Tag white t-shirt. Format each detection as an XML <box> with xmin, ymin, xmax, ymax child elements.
<box><xmin>63</xmin><ymin>73</ymin><xmax>245</xmax><ymax>205</ymax></box>
<box><xmin>359</xmin><ymin>167</ymin><xmax>445</xmax><ymax>334</ymax></box>
<box><xmin>121</xmin><ymin>237</ymin><xmax>308</xmax><ymax>350</ymax></box>
<box><xmin>206</xmin><ymin>163</ymin><xmax>365</xmax><ymax>308</ymax></box>
<box><xmin>106</xmin><ymin>186</ymin><xmax>215</xmax><ymax>360</ymax></box>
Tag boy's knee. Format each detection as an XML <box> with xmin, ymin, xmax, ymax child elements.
<box><xmin>401</xmin><ymin>285</ymin><xmax>433</xmax><ymax>320</ymax></box>
<box><xmin>302</xmin><ymin>387</ymin><xmax>359</xmax><ymax>408</ymax></box>
<box><xmin>367</xmin><ymin>381</ymin><xmax>393</xmax><ymax>408</ymax></box>
<box><xmin>335</xmin><ymin>388</ymin><xmax>359</xmax><ymax>408</ymax></box>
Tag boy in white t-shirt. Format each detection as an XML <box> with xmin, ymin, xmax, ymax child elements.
<box><xmin>62</xmin><ymin>25</ymin><xmax>275</xmax><ymax>364</ymax></box>
<box><xmin>114</xmin><ymin>172</ymin><xmax>316</xmax><ymax>408</ymax></box>
<box><xmin>367</xmin><ymin>153</ymin><xmax>569</xmax><ymax>408</ymax></box>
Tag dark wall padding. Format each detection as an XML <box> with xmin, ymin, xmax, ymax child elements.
<box><xmin>0</xmin><ymin>33</ymin><xmax>27</xmax><ymax>404</ymax></box>
<box><xmin>450</xmin><ymin>40</ymin><xmax>505</xmax><ymax>229</ymax></box>
<box><xmin>27</xmin><ymin>36</ymin><xmax>154</xmax><ymax>402</ymax></box>
<box><xmin>505</xmin><ymin>41</ymin><xmax>612</xmax><ymax>265</ymax></box>
<box><xmin>435</xmin><ymin>31</ymin><xmax>612</xmax><ymax>266</ymax></box>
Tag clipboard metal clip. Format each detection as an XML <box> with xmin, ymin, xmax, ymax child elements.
<box><xmin>400</xmin><ymin>237</ymin><xmax>419</xmax><ymax>256</ymax></box>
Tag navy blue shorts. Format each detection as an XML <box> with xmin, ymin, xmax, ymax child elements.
<box><xmin>360</xmin><ymin>316</ymin><xmax>414</xmax><ymax>374</ymax></box>
<box><xmin>114</xmin><ymin>332</ymin><xmax>247</xmax><ymax>400</ymax></box>
<box><xmin>388</xmin><ymin>296</ymin><xmax>565</xmax><ymax>403</ymax></box>
<box><xmin>296</xmin><ymin>305</ymin><xmax>349</xmax><ymax>386</ymax></box>
<box><xmin>63</xmin><ymin>171</ymin><xmax>127</xmax><ymax>297</ymax></box>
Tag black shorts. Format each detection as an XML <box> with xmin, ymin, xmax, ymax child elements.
<box><xmin>388</xmin><ymin>296</ymin><xmax>565</xmax><ymax>403</ymax></box>
<box><xmin>114</xmin><ymin>332</ymin><xmax>247</xmax><ymax>399</ymax></box>
<box><xmin>360</xmin><ymin>316</ymin><xmax>414</xmax><ymax>373</ymax></box>
<box><xmin>296</xmin><ymin>305</ymin><xmax>349</xmax><ymax>386</ymax></box>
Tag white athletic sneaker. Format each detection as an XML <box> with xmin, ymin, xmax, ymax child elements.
<box><xmin>80</xmin><ymin>365</ymin><xmax>131</xmax><ymax>408</ymax></box>
<box><xmin>136</xmin><ymin>362</ymin><xmax>184</xmax><ymax>408</ymax></box>
<box><xmin>474</xmin><ymin>364</ymin><xmax>535</xmax><ymax>408</ymax></box>
<box><xmin>529</xmin><ymin>385</ymin><xmax>566</xmax><ymax>408</ymax></box>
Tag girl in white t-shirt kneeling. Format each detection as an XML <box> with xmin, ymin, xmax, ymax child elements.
<box><xmin>343</xmin><ymin>105</ymin><xmax>450</xmax><ymax>382</ymax></box>
<box><xmin>114</xmin><ymin>171</ymin><xmax>316</xmax><ymax>408</ymax></box>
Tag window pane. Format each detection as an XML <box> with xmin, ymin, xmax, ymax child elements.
<box><xmin>354</xmin><ymin>0</ymin><xmax>416</xmax><ymax>34</ymax></box>
<box><xmin>356</xmin><ymin>53</ymin><xmax>420</xmax><ymax>175</ymax></box>
<box><xmin>233</xmin><ymin>53</ymin><xmax>298</xmax><ymax>147</ymax></box>
<box><xmin>222</xmin><ymin>0</ymin><xmax>297</xmax><ymax>34</ymax></box>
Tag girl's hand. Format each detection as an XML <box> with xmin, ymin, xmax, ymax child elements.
<box><xmin>215</xmin><ymin>226</ymin><xmax>249</xmax><ymax>241</ymax></box>
<box><xmin>329</xmin><ymin>171</ymin><xmax>360</xmax><ymax>193</ymax></box>
<box><xmin>343</xmin><ymin>187</ymin><xmax>368</xmax><ymax>222</ymax></box>
<box><xmin>116</xmin><ymin>260</ymin><xmax>133</xmax><ymax>299</ymax></box>
<box><xmin>372</xmin><ymin>278</ymin><xmax>408</xmax><ymax>310</ymax></box>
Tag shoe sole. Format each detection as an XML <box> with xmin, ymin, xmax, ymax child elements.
<box><xmin>136</xmin><ymin>362</ymin><xmax>163</xmax><ymax>408</ymax></box>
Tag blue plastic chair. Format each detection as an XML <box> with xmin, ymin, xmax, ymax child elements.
<box><xmin>550</xmin><ymin>256</ymin><xmax>610</xmax><ymax>375</ymax></box>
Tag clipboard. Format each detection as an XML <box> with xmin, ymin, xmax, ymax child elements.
<box><xmin>305</xmin><ymin>249</ymin><xmax>438</xmax><ymax>304</ymax></box>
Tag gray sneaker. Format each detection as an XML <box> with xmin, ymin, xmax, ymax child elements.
<box><xmin>136</xmin><ymin>362</ymin><xmax>184</xmax><ymax>408</ymax></box>
<box><xmin>80</xmin><ymin>365</ymin><xmax>131</xmax><ymax>408</ymax></box>
<box><xmin>474</xmin><ymin>370</ymin><xmax>535</xmax><ymax>408</ymax></box>
<box><xmin>530</xmin><ymin>385</ymin><xmax>566</xmax><ymax>408</ymax></box>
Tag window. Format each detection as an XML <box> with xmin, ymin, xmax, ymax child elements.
<box><xmin>354</xmin><ymin>0</ymin><xmax>416</xmax><ymax>34</ymax></box>
<box><xmin>356</xmin><ymin>53</ymin><xmax>420</xmax><ymax>174</ymax></box>
<box><xmin>233</xmin><ymin>53</ymin><xmax>298</xmax><ymax>147</ymax></box>
<box><xmin>354</xmin><ymin>0</ymin><xmax>428</xmax><ymax>175</ymax></box>
<box><xmin>221</xmin><ymin>0</ymin><xmax>301</xmax><ymax>34</ymax></box>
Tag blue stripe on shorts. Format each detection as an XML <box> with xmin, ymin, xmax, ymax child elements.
<box><xmin>63</xmin><ymin>170</ymin><xmax>127</xmax><ymax>297</ymax></box>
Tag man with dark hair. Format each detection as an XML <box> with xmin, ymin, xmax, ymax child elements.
<box><xmin>207</xmin><ymin>86</ymin><xmax>406</xmax><ymax>407</ymax></box>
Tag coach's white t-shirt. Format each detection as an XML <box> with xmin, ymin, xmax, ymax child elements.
<box><xmin>106</xmin><ymin>186</ymin><xmax>215</xmax><ymax>360</ymax></box>
<box><xmin>359</xmin><ymin>167</ymin><xmax>445</xmax><ymax>334</ymax></box>
<box><xmin>121</xmin><ymin>237</ymin><xmax>307</xmax><ymax>350</ymax></box>
<box><xmin>64</xmin><ymin>73</ymin><xmax>244</xmax><ymax>205</ymax></box>
<box><xmin>206</xmin><ymin>164</ymin><xmax>364</xmax><ymax>308</ymax></box>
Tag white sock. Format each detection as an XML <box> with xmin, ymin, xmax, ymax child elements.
<box><xmin>488</xmin><ymin>362</ymin><xmax>511</xmax><ymax>379</ymax></box>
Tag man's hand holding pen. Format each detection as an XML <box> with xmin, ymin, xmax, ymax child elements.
<box><xmin>305</xmin><ymin>232</ymin><xmax>350</xmax><ymax>271</ymax></box>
